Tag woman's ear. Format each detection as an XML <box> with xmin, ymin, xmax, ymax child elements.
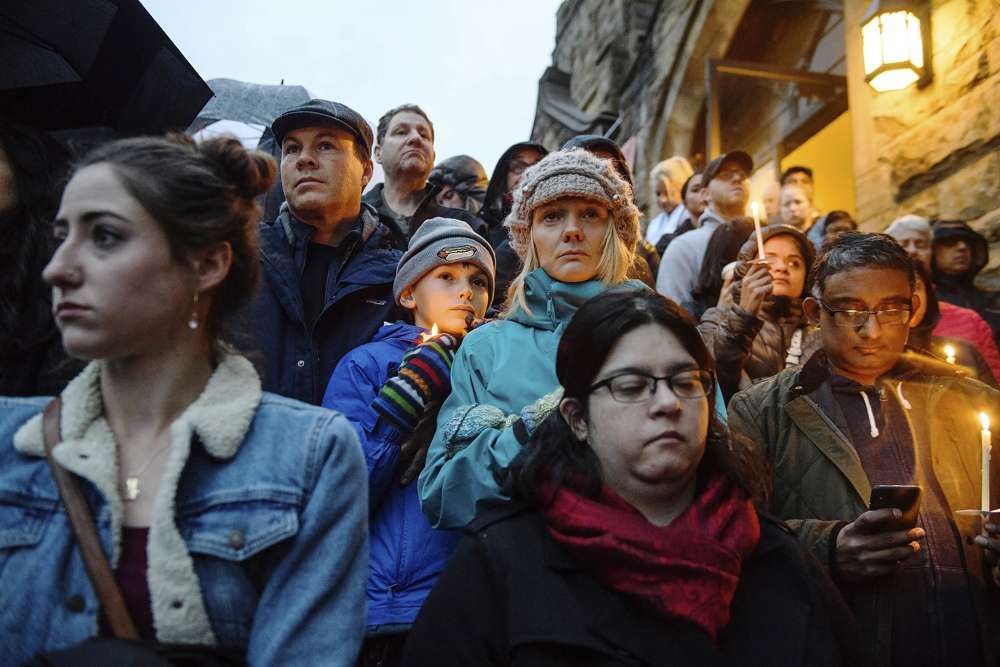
<box><xmin>558</xmin><ymin>398</ymin><xmax>588</xmax><ymax>442</ymax></box>
<box><xmin>192</xmin><ymin>241</ymin><xmax>233</xmax><ymax>293</ymax></box>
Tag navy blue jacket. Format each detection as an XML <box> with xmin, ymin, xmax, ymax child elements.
<box><xmin>248</xmin><ymin>203</ymin><xmax>403</xmax><ymax>405</ymax></box>
<box><xmin>322</xmin><ymin>322</ymin><xmax>459</xmax><ymax>632</ymax></box>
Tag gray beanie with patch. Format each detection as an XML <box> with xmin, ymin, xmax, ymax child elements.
<box><xmin>393</xmin><ymin>217</ymin><xmax>496</xmax><ymax>304</ymax></box>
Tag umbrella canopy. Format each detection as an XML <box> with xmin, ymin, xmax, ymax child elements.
<box><xmin>192</xmin><ymin>119</ymin><xmax>267</xmax><ymax>150</ymax></box>
<box><xmin>191</xmin><ymin>78</ymin><xmax>311</xmax><ymax>132</ymax></box>
<box><xmin>0</xmin><ymin>0</ymin><xmax>212</xmax><ymax>135</ymax></box>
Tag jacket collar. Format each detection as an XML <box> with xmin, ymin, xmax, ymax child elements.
<box><xmin>14</xmin><ymin>354</ymin><xmax>261</xmax><ymax>461</ymax></box>
<box><xmin>505</xmin><ymin>269</ymin><xmax>646</xmax><ymax>332</ymax></box>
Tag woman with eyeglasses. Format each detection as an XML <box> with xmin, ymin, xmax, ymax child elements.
<box><xmin>403</xmin><ymin>289</ymin><xmax>864</xmax><ymax>666</ymax></box>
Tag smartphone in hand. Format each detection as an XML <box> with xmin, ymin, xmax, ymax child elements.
<box><xmin>870</xmin><ymin>484</ymin><xmax>922</xmax><ymax>528</ymax></box>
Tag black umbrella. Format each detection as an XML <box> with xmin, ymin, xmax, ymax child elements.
<box><xmin>0</xmin><ymin>0</ymin><xmax>212</xmax><ymax>135</ymax></box>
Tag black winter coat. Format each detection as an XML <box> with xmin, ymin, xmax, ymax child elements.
<box><xmin>363</xmin><ymin>181</ymin><xmax>487</xmax><ymax>250</ymax></box>
<box><xmin>403</xmin><ymin>505</ymin><xmax>869</xmax><ymax>667</ymax></box>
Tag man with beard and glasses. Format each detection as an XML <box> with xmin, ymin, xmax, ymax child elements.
<box><xmin>363</xmin><ymin>104</ymin><xmax>484</xmax><ymax>249</ymax></box>
<box><xmin>729</xmin><ymin>232</ymin><xmax>1000</xmax><ymax>667</ymax></box>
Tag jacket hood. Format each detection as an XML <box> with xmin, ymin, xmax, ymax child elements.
<box><xmin>372</xmin><ymin>321</ymin><xmax>425</xmax><ymax>345</ymax></box>
<box><xmin>482</xmin><ymin>142</ymin><xmax>549</xmax><ymax>225</ymax></box>
<box><xmin>931</xmin><ymin>219</ymin><xmax>989</xmax><ymax>281</ymax></box>
<box><xmin>504</xmin><ymin>267</ymin><xmax>643</xmax><ymax>332</ymax></box>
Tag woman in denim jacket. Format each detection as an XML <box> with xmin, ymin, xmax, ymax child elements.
<box><xmin>0</xmin><ymin>134</ymin><xmax>367</xmax><ymax>666</ymax></box>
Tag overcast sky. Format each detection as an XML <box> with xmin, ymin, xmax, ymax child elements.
<box><xmin>140</xmin><ymin>0</ymin><xmax>562</xmax><ymax>175</ymax></box>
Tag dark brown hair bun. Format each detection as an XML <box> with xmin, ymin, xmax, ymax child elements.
<box><xmin>197</xmin><ymin>135</ymin><xmax>276</xmax><ymax>200</ymax></box>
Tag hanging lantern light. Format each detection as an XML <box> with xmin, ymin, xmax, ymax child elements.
<box><xmin>861</xmin><ymin>0</ymin><xmax>931</xmax><ymax>92</ymax></box>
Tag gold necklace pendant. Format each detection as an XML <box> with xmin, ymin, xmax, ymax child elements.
<box><xmin>124</xmin><ymin>477</ymin><xmax>141</xmax><ymax>501</ymax></box>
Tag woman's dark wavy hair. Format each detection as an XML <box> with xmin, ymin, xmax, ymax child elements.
<box><xmin>505</xmin><ymin>288</ymin><xmax>769</xmax><ymax>506</ymax></box>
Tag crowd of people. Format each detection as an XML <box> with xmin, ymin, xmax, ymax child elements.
<box><xmin>1</xmin><ymin>95</ymin><xmax>999</xmax><ymax>667</ymax></box>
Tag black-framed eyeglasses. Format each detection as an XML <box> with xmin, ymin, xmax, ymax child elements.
<box><xmin>588</xmin><ymin>370</ymin><xmax>714</xmax><ymax>404</ymax></box>
<box><xmin>817</xmin><ymin>300</ymin><xmax>912</xmax><ymax>328</ymax></box>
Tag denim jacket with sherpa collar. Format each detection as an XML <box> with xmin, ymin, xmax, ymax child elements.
<box><xmin>0</xmin><ymin>354</ymin><xmax>368</xmax><ymax>666</ymax></box>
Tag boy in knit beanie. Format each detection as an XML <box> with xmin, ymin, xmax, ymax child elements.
<box><xmin>321</xmin><ymin>217</ymin><xmax>496</xmax><ymax>658</ymax></box>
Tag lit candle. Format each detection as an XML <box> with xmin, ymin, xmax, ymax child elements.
<box><xmin>750</xmin><ymin>202</ymin><xmax>766</xmax><ymax>260</ymax></box>
<box><xmin>944</xmin><ymin>345</ymin><xmax>956</xmax><ymax>364</ymax></box>
<box><xmin>420</xmin><ymin>323</ymin><xmax>439</xmax><ymax>344</ymax></box>
<box><xmin>981</xmin><ymin>412</ymin><xmax>992</xmax><ymax>513</ymax></box>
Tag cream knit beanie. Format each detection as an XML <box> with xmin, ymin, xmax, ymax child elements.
<box><xmin>503</xmin><ymin>148</ymin><xmax>640</xmax><ymax>260</ymax></box>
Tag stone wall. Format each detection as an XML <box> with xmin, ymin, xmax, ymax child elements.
<box><xmin>845</xmin><ymin>0</ymin><xmax>1000</xmax><ymax>285</ymax></box>
<box><xmin>534</xmin><ymin>0</ymin><xmax>999</xmax><ymax>284</ymax></box>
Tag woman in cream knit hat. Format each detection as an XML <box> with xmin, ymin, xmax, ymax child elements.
<box><xmin>418</xmin><ymin>148</ymin><xmax>645</xmax><ymax>529</ymax></box>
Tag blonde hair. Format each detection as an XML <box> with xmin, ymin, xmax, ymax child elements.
<box><xmin>502</xmin><ymin>213</ymin><xmax>635</xmax><ymax>316</ymax></box>
<box><xmin>650</xmin><ymin>156</ymin><xmax>694</xmax><ymax>190</ymax></box>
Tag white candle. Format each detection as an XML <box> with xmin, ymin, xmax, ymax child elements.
<box><xmin>944</xmin><ymin>345</ymin><xmax>956</xmax><ymax>364</ymax></box>
<box><xmin>981</xmin><ymin>412</ymin><xmax>991</xmax><ymax>513</ymax></box>
<box><xmin>750</xmin><ymin>202</ymin><xmax>766</xmax><ymax>260</ymax></box>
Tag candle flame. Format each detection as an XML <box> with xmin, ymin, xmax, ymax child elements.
<box><xmin>750</xmin><ymin>201</ymin><xmax>760</xmax><ymax>217</ymax></box>
<box><xmin>944</xmin><ymin>345</ymin><xmax>956</xmax><ymax>361</ymax></box>
<box><xmin>981</xmin><ymin>412</ymin><xmax>991</xmax><ymax>431</ymax></box>
<box><xmin>420</xmin><ymin>323</ymin><xmax>439</xmax><ymax>343</ymax></box>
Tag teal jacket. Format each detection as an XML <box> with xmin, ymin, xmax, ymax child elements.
<box><xmin>418</xmin><ymin>269</ymin><xmax>724</xmax><ymax>529</ymax></box>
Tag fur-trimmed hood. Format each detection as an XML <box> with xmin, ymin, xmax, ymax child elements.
<box><xmin>13</xmin><ymin>354</ymin><xmax>262</xmax><ymax>645</ymax></box>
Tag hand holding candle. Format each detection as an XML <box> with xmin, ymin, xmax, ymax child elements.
<box><xmin>750</xmin><ymin>202</ymin><xmax>766</xmax><ymax>260</ymax></box>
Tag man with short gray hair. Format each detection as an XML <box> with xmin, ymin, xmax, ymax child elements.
<box><xmin>885</xmin><ymin>214</ymin><xmax>932</xmax><ymax>271</ymax></box>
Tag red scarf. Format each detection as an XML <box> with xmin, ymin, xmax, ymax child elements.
<box><xmin>539</xmin><ymin>473</ymin><xmax>760</xmax><ymax>640</ymax></box>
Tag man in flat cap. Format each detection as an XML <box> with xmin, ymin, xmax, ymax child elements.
<box><xmin>248</xmin><ymin>99</ymin><xmax>402</xmax><ymax>404</ymax></box>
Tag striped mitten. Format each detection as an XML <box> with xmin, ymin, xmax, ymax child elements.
<box><xmin>373</xmin><ymin>333</ymin><xmax>460</xmax><ymax>434</ymax></box>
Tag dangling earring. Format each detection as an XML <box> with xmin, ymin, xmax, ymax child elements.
<box><xmin>188</xmin><ymin>292</ymin><xmax>200</xmax><ymax>330</ymax></box>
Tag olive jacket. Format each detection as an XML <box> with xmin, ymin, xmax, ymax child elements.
<box><xmin>728</xmin><ymin>351</ymin><xmax>1000</xmax><ymax>664</ymax></box>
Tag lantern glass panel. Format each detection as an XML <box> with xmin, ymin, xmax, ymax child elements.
<box><xmin>869</xmin><ymin>68</ymin><xmax>920</xmax><ymax>92</ymax></box>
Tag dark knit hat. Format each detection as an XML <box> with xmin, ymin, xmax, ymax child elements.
<box><xmin>503</xmin><ymin>148</ymin><xmax>640</xmax><ymax>260</ymax></box>
<box><xmin>393</xmin><ymin>217</ymin><xmax>496</xmax><ymax>304</ymax></box>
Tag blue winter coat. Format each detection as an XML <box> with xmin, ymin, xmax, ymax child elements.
<box><xmin>248</xmin><ymin>203</ymin><xmax>402</xmax><ymax>405</ymax></box>
<box><xmin>322</xmin><ymin>322</ymin><xmax>459</xmax><ymax>632</ymax></box>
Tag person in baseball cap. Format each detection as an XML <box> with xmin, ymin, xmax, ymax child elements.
<box><xmin>657</xmin><ymin>149</ymin><xmax>753</xmax><ymax>310</ymax></box>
